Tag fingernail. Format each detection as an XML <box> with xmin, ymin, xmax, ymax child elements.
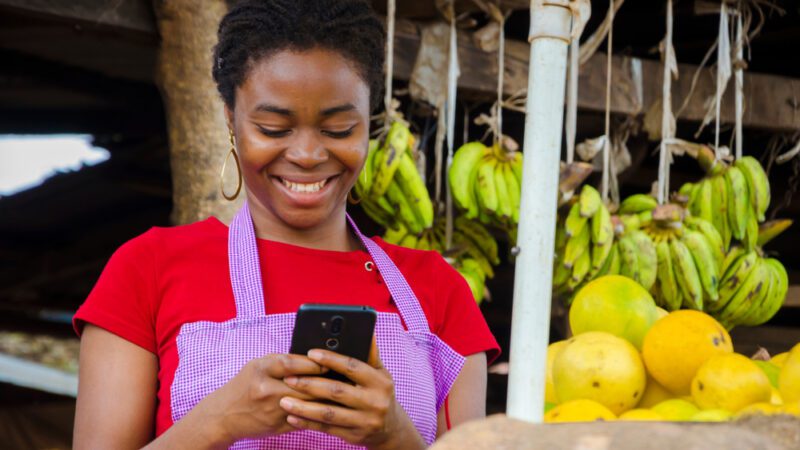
<box><xmin>307</xmin><ymin>349</ymin><xmax>323</xmax><ymax>361</ymax></box>
<box><xmin>287</xmin><ymin>415</ymin><xmax>301</xmax><ymax>426</ymax></box>
<box><xmin>279</xmin><ymin>397</ymin><xmax>295</xmax><ymax>410</ymax></box>
<box><xmin>284</xmin><ymin>376</ymin><xmax>297</xmax><ymax>386</ymax></box>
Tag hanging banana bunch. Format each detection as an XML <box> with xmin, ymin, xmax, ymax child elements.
<box><xmin>553</xmin><ymin>185</ymin><xmax>617</xmax><ymax>299</ymax></box>
<box><xmin>355</xmin><ymin>121</ymin><xmax>434</xmax><ymax>235</ymax></box>
<box><xmin>679</xmin><ymin>146</ymin><xmax>770</xmax><ymax>251</ymax></box>
<box><xmin>708</xmin><ymin>219</ymin><xmax>791</xmax><ymax>329</ymax></box>
<box><xmin>382</xmin><ymin>215</ymin><xmax>500</xmax><ymax>304</ymax></box>
<box><xmin>449</xmin><ymin>141</ymin><xmax>522</xmax><ymax>228</ymax></box>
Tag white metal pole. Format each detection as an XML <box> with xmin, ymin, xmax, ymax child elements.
<box><xmin>506</xmin><ymin>0</ymin><xmax>572</xmax><ymax>423</ymax></box>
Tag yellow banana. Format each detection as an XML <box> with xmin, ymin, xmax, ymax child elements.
<box><xmin>455</xmin><ymin>216</ymin><xmax>500</xmax><ymax>265</ymax></box>
<box><xmin>694</xmin><ymin>179</ymin><xmax>714</xmax><ymax>224</ymax></box>
<box><xmin>399</xmin><ymin>233</ymin><xmax>419</xmax><ymax>249</ymax></box>
<box><xmin>718</xmin><ymin>259</ymin><xmax>769</xmax><ymax>327</ymax></box>
<box><xmin>725</xmin><ymin>166</ymin><xmax>750</xmax><ymax>241</ymax></box>
<box><xmin>395</xmin><ymin>152</ymin><xmax>434</xmax><ymax>229</ymax></box>
<box><xmin>618</xmin><ymin>214</ymin><xmax>641</xmax><ymax>232</ymax></box>
<box><xmin>356</xmin><ymin>139</ymin><xmax>380</xmax><ymax>197</ymax></box>
<box><xmin>681</xmin><ymin>229</ymin><xmax>720</xmax><ymax>302</ymax></box>
<box><xmin>617</xmin><ymin>234</ymin><xmax>640</xmax><ymax>283</ymax></box>
<box><xmin>565</xmin><ymin>202</ymin><xmax>588</xmax><ymax>238</ymax></box>
<box><xmin>458</xmin><ymin>259</ymin><xmax>486</xmax><ymax>303</ymax></box>
<box><xmin>712</xmin><ymin>250</ymin><xmax>759</xmax><ymax>313</ymax></box>
<box><xmin>757</xmin><ymin>219</ymin><xmax>793</xmax><ymax>247</ymax></box>
<box><xmin>738</xmin><ymin>260</ymin><xmax>777</xmax><ymax>327</ymax></box>
<box><xmin>503</xmin><ymin>162</ymin><xmax>521</xmax><ymax>224</ymax></box>
<box><xmin>386</xmin><ymin>182</ymin><xmax>422</xmax><ymax>235</ymax></box>
<box><xmin>464</xmin><ymin>244</ymin><xmax>495</xmax><ymax>279</ymax></box>
<box><xmin>685</xmin><ymin>216</ymin><xmax>725</xmax><ymax>271</ymax></box>
<box><xmin>735</xmin><ymin>156</ymin><xmax>770</xmax><ymax>222</ymax></box>
<box><xmin>669</xmin><ymin>238</ymin><xmax>704</xmax><ymax>310</ymax></box>
<box><xmin>509</xmin><ymin>151</ymin><xmax>523</xmax><ymax>185</ymax></box>
<box><xmin>382</xmin><ymin>225</ymin><xmax>407</xmax><ymax>245</ymax></box>
<box><xmin>708</xmin><ymin>174</ymin><xmax>727</xmax><ymax>243</ymax></box>
<box><xmin>579</xmin><ymin>185</ymin><xmax>602</xmax><ymax>218</ymax></box>
<box><xmin>656</xmin><ymin>239</ymin><xmax>682</xmax><ymax>311</ymax></box>
<box><xmin>591</xmin><ymin>204</ymin><xmax>613</xmax><ymax>245</ymax></box>
<box><xmin>619</xmin><ymin>194</ymin><xmax>658</xmax><ymax>215</ymax></box>
<box><xmin>568</xmin><ymin>248</ymin><xmax>591</xmax><ymax>290</ymax></box>
<box><xmin>475</xmin><ymin>158</ymin><xmax>499</xmax><ymax>217</ymax></box>
<box><xmin>371</xmin><ymin>121</ymin><xmax>410</xmax><ymax>198</ymax></box>
<box><xmin>595</xmin><ymin>242</ymin><xmax>620</xmax><ymax>277</ymax></box>
<box><xmin>748</xmin><ymin>258</ymin><xmax>787</xmax><ymax>326</ymax></box>
<box><xmin>493</xmin><ymin>160</ymin><xmax>512</xmax><ymax>222</ymax></box>
<box><xmin>449</xmin><ymin>142</ymin><xmax>489</xmax><ymax>219</ymax></box>
<box><xmin>630</xmin><ymin>230</ymin><xmax>657</xmax><ymax>290</ymax></box>
<box><xmin>563</xmin><ymin>224</ymin><xmax>590</xmax><ymax>269</ymax></box>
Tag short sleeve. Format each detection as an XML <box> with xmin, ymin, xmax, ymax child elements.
<box><xmin>73</xmin><ymin>229</ymin><xmax>159</xmax><ymax>354</ymax></box>
<box><xmin>430</xmin><ymin>255</ymin><xmax>501</xmax><ymax>364</ymax></box>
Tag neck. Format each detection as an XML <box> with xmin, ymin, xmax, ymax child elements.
<box><xmin>243</xmin><ymin>194</ymin><xmax>362</xmax><ymax>253</ymax></box>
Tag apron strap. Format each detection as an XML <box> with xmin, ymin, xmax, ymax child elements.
<box><xmin>346</xmin><ymin>214</ymin><xmax>430</xmax><ymax>333</ymax></box>
<box><xmin>228</xmin><ymin>200</ymin><xmax>267</xmax><ymax>318</ymax></box>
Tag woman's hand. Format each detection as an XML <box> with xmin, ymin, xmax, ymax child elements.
<box><xmin>187</xmin><ymin>353</ymin><xmax>328</xmax><ymax>446</ymax></box>
<box><xmin>278</xmin><ymin>341</ymin><xmax>426</xmax><ymax>450</ymax></box>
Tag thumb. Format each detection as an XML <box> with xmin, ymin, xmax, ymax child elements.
<box><xmin>367</xmin><ymin>335</ymin><xmax>384</xmax><ymax>370</ymax></box>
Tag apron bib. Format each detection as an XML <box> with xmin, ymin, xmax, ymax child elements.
<box><xmin>170</xmin><ymin>202</ymin><xmax>465</xmax><ymax>449</ymax></box>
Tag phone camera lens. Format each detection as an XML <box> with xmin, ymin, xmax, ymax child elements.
<box><xmin>325</xmin><ymin>338</ymin><xmax>339</xmax><ymax>350</ymax></box>
<box><xmin>330</xmin><ymin>316</ymin><xmax>344</xmax><ymax>335</ymax></box>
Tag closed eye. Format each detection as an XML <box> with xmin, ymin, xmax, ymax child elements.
<box><xmin>257</xmin><ymin>126</ymin><xmax>291</xmax><ymax>138</ymax></box>
<box><xmin>322</xmin><ymin>125</ymin><xmax>356</xmax><ymax>139</ymax></box>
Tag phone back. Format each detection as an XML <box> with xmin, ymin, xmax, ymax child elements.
<box><xmin>289</xmin><ymin>304</ymin><xmax>377</xmax><ymax>382</ymax></box>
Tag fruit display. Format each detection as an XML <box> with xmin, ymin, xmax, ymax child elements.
<box><xmin>449</xmin><ymin>141</ymin><xmax>523</xmax><ymax>227</ymax></box>
<box><xmin>553</xmin><ymin>185</ymin><xmax>616</xmax><ymax>296</ymax></box>
<box><xmin>542</xmin><ymin>275</ymin><xmax>800</xmax><ymax>423</ymax></box>
<box><xmin>355</xmin><ymin>121</ymin><xmax>433</xmax><ymax>235</ymax></box>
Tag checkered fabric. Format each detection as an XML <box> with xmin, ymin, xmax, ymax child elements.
<box><xmin>170</xmin><ymin>202</ymin><xmax>465</xmax><ymax>449</ymax></box>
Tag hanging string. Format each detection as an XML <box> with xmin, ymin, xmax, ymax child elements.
<box><xmin>734</xmin><ymin>4</ymin><xmax>744</xmax><ymax>160</ymax></box>
<box><xmin>600</xmin><ymin>0</ymin><xmax>614</xmax><ymax>202</ymax></box>
<box><xmin>714</xmin><ymin>2</ymin><xmax>732</xmax><ymax>159</ymax></box>
<box><xmin>494</xmin><ymin>5</ymin><xmax>506</xmax><ymax>148</ymax></box>
<box><xmin>383</xmin><ymin>0</ymin><xmax>396</xmax><ymax>130</ymax></box>
<box><xmin>658</xmin><ymin>0</ymin><xmax>676</xmax><ymax>204</ymax></box>
<box><xmin>565</xmin><ymin>38</ymin><xmax>579</xmax><ymax>164</ymax></box>
<box><xmin>445</xmin><ymin>0</ymin><xmax>460</xmax><ymax>248</ymax></box>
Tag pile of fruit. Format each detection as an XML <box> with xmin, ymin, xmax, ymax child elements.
<box><xmin>544</xmin><ymin>275</ymin><xmax>800</xmax><ymax>423</ymax></box>
<box><xmin>449</xmin><ymin>141</ymin><xmax>523</xmax><ymax>228</ymax></box>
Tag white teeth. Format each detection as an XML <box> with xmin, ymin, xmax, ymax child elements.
<box><xmin>280</xmin><ymin>178</ymin><xmax>327</xmax><ymax>193</ymax></box>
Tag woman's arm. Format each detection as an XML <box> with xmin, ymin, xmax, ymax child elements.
<box><xmin>74</xmin><ymin>325</ymin><xmax>161</xmax><ymax>449</ymax></box>
<box><xmin>437</xmin><ymin>352</ymin><xmax>488</xmax><ymax>436</ymax></box>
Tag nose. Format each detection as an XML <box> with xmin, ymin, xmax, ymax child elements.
<box><xmin>284</xmin><ymin>129</ymin><xmax>328</xmax><ymax>169</ymax></box>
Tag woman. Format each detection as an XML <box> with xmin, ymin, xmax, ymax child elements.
<box><xmin>73</xmin><ymin>1</ymin><xmax>499</xmax><ymax>448</ymax></box>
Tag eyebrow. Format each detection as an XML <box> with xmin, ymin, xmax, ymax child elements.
<box><xmin>253</xmin><ymin>103</ymin><xmax>356</xmax><ymax>117</ymax></box>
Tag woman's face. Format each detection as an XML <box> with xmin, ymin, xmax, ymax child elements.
<box><xmin>227</xmin><ymin>48</ymin><xmax>371</xmax><ymax>230</ymax></box>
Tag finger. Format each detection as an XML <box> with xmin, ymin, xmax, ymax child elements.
<box><xmin>278</xmin><ymin>397</ymin><xmax>365</xmax><ymax>428</ymax></box>
<box><xmin>286</xmin><ymin>415</ymin><xmax>363</xmax><ymax>444</ymax></box>
<box><xmin>367</xmin><ymin>335</ymin><xmax>384</xmax><ymax>370</ymax></box>
<box><xmin>256</xmin><ymin>354</ymin><xmax>327</xmax><ymax>379</ymax></box>
<box><xmin>306</xmin><ymin>349</ymin><xmax>376</xmax><ymax>386</ymax></box>
<box><xmin>283</xmin><ymin>375</ymin><xmax>368</xmax><ymax>409</ymax></box>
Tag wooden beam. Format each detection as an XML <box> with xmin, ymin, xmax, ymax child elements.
<box><xmin>0</xmin><ymin>0</ymin><xmax>156</xmax><ymax>37</ymax></box>
<box><xmin>786</xmin><ymin>285</ymin><xmax>800</xmax><ymax>308</ymax></box>
<box><xmin>392</xmin><ymin>20</ymin><xmax>800</xmax><ymax>132</ymax></box>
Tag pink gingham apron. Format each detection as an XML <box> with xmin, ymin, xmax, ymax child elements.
<box><xmin>170</xmin><ymin>201</ymin><xmax>466</xmax><ymax>449</ymax></box>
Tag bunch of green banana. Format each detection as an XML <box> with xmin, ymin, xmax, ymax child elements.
<box><xmin>707</xmin><ymin>219</ymin><xmax>792</xmax><ymax>329</ymax></box>
<box><xmin>681</xmin><ymin>150</ymin><xmax>770</xmax><ymax>251</ymax></box>
<box><xmin>616</xmin><ymin>199</ymin><xmax>724</xmax><ymax>313</ymax></box>
<box><xmin>382</xmin><ymin>216</ymin><xmax>500</xmax><ymax>304</ymax></box>
<box><xmin>355</xmin><ymin>122</ymin><xmax>433</xmax><ymax>235</ymax></box>
<box><xmin>553</xmin><ymin>185</ymin><xmax>617</xmax><ymax>297</ymax></box>
<box><xmin>449</xmin><ymin>141</ymin><xmax>523</xmax><ymax>227</ymax></box>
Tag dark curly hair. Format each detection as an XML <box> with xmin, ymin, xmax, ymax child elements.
<box><xmin>212</xmin><ymin>0</ymin><xmax>386</xmax><ymax>112</ymax></box>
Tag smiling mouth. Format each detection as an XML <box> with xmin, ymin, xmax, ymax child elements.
<box><xmin>277</xmin><ymin>176</ymin><xmax>335</xmax><ymax>194</ymax></box>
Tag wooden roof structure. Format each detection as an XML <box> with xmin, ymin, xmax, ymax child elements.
<box><xmin>1</xmin><ymin>0</ymin><xmax>799</xmax><ymax>399</ymax></box>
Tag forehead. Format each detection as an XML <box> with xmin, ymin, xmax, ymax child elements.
<box><xmin>236</xmin><ymin>48</ymin><xmax>370</xmax><ymax>112</ymax></box>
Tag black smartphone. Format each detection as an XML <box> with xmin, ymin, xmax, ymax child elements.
<box><xmin>289</xmin><ymin>304</ymin><xmax>377</xmax><ymax>383</ymax></box>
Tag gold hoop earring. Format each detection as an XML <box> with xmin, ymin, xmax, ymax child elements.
<box><xmin>220</xmin><ymin>129</ymin><xmax>242</xmax><ymax>201</ymax></box>
<box><xmin>347</xmin><ymin>188</ymin><xmax>361</xmax><ymax>205</ymax></box>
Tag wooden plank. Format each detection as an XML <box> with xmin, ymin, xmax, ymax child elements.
<box><xmin>392</xmin><ymin>20</ymin><xmax>800</xmax><ymax>132</ymax></box>
<box><xmin>0</xmin><ymin>354</ymin><xmax>77</xmax><ymax>397</ymax></box>
<box><xmin>785</xmin><ymin>285</ymin><xmax>800</xmax><ymax>308</ymax></box>
<box><xmin>0</xmin><ymin>0</ymin><xmax>156</xmax><ymax>36</ymax></box>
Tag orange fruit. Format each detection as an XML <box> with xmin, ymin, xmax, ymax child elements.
<box><xmin>641</xmin><ymin>310</ymin><xmax>732</xmax><ymax>395</ymax></box>
<box><xmin>545</xmin><ymin>340</ymin><xmax>567</xmax><ymax>404</ymax></box>
<box><xmin>544</xmin><ymin>399</ymin><xmax>616</xmax><ymax>423</ymax></box>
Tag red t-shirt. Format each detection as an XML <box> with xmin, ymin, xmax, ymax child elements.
<box><xmin>73</xmin><ymin>217</ymin><xmax>499</xmax><ymax>436</ymax></box>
